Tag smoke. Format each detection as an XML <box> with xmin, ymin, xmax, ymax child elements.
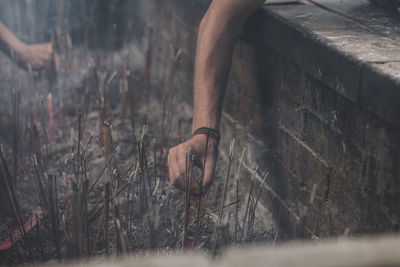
<box><xmin>0</xmin><ymin>0</ymin><xmax>142</xmax><ymax>49</ymax></box>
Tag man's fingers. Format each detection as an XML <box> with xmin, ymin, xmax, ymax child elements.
<box><xmin>30</xmin><ymin>60</ymin><xmax>44</xmax><ymax>70</ymax></box>
<box><xmin>39</xmin><ymin>51</ymin><xmax>52</xmax><ymax>61</ymax></box>
<box><xmin>168</xmin><ymin>151</ymin><xmax>180</xmax><ymax>186</ymax></box>
<box><xmin>168</xmin><ymin>163</ymin><xmax>201</xmax><ymax>196</ymax></box>
<box><xmin>172</xmin><ymin>176</ymin><xmax>186</xmax><ymax>192</ymax></box>
<box><xmin>42</xmin><ymin>43</ymin><xmax>53</xmax><ymax>52</ymax></box>
<box><xmin>168</xmin><ymin>147</ymin><xmax>202</xmax><ymax>196</ymax></box>
<box><xmin>32</xmin><ymin>43</ymin><xmax>53</xmax><ymax>53</ymax></box>
<box><xmin>190</xmin><ymin>180</ymin><xmax>202</xmax><ymax>196</ymax></box>
<box><xmin>173</xmin><ymin>178</ymin><xmax>201</xmax><ymax>196</ymax></box>
<box><xmin>168</xmin><ymin>149</ymin><xmax>186</xmax><ymax>191</ymax></box>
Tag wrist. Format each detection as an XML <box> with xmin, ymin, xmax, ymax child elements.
<box><xmin>191</xmin><ymin>128</ymin><xmax>220</xmax><ymax>150</ymax></box>
<box><xmin>190</xmin><ymin>135</ymin><xmax>219</xmax><ymax>156</ymax></box>
<box><xmin>192</xmin><ymin>127</ymin><xmax>220</xmax><ymax>144</ymax></box>
<box><xmin>13</xmin><ymin>41</ymin><xmax>26</xmax><ymax>55</ymax></box>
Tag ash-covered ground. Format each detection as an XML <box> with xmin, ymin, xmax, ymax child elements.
<box><xmin>0</xmin><ymin>45</ymin><xmax>275</xmax><ymax>266</ymax></box>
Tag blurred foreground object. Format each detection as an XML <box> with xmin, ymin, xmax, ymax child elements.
<box><xmin>60</xmin><ymin>234</ymin><xmax>400</xmax><ymax>267</ymax></box>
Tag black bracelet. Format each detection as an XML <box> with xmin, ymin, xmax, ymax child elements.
<box><xmin>192</xmin><ymin>127</ymin><xmax>220</xmax><ymax>144</ymax></box>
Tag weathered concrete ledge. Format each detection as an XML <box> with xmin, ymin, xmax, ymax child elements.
<box><xmin>248</xmin><ymin>0</ymin><xmax>400</xmax><ymax>127</ymax></box>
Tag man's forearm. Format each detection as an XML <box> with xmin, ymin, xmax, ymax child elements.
<box><xmin>0</xmin><ymin>22</ymin><xmax>24</xmax><ymax>55</ymax></box>
<box><xmin>169</xmin><ymin>0</ymin><xmax>262</xmax><ymax>193</ymax></box>
<box><xmin>192</xmin><ymin>0</ymin><xmax>263</xmax><ymax>132</ymax></box>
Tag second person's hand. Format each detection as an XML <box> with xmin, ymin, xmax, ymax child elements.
<box><xmin>15</xmin><ymin>42</ymin><xmax>54</xmax><ymax>71</ymax></box>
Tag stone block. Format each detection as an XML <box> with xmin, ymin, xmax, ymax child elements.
<box><xmin>304</xmin><ymin>112</ymin><xmax>366</xmax><ymax>178</ymax></box>
<box><xmin>273</xmin><ymin>125</ymin><xmax>331</xmax><ymax>200</ymax></box>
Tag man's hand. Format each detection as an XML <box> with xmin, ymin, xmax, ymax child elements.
<box><xmin>168</xmin><ymin>134</ymin><xmax>218</xmax><ymax>196</ymax></box>
<box><xmin>15</xmin><ymin>43</ymin><xmax>55</xmax><ymax>71</ymax></box>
